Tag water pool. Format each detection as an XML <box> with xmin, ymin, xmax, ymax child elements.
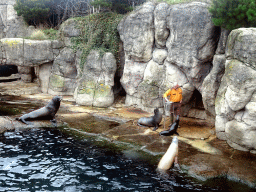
<box><xmin>0</xmin><ymin>128</ymin><xmax>251</xmax><ymax>192</ymax></box>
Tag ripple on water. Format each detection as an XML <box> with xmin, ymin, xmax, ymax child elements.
<box><xmin>0</xmin><ymin>128</ymin><xmax>251</xmax><ymax>192</ymax></box>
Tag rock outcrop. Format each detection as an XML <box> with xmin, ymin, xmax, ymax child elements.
<box><xmin>0</xmin><ymin>0</ymin><xmax>31</xmax><ymax>38</ymax></box>
<box><xmin>48</xmin><ymin>47</ymin><xmax>79</xmax><ymax>95</ymax></box>
<box><xmin>118</xmin><ymin>1</ymin><xmax>220</xmax><ymax>113</ymax></box>
<box><xmin>202</xmin><ymin>28</ymin><xmax>229</xmax><ymax>116</ymax></box>
<box><xmin>74</xmin><ymin>50</ymin><xmax>116</xmax><ymax>107</ymax></box>
<box><xmin>0</xmin><ymin>38</ymin><xmax>64</xmax><ymax>84</ymax></box>
<box><xmin>215</xmin><ymin>28</ymin><xmax>256</xmax><ymax>153</ymax></box>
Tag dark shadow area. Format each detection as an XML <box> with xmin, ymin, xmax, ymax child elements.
<box><xmin>0</xmin><ymin>65</ymin><xmax>18</xmax><ymax>77</ymax></box>
<box><xmin>189</xmin><ymin>89</ymin><xmax>204</xmax><ymax>110</ymax></box>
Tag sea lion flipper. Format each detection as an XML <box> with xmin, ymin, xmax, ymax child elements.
<box><xmin>137</xmin><ymin>123</ymin><xmax>147</xmax><ymax>127</ymax></box>
<box><xmin>175</xmin><ymin>131</ymin><xmax>179</xmax><ymax>136</ymax></box>
<box><xmin>50</xmin><ymin>119</ymin><xmax>57</xmax><ymax>127</ymax></box>
<box><xmin>20</xmin><ymin>118</ymin><xmax>33</xmax><ymax>125</ymax></box>
<box><xmin>153</xmin><ymin>125</ymin><xmax>158</xmax><ymax>131</ymax></box>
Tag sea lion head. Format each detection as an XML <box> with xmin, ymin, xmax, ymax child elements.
<box><xmin>48</xmin><ymin>96</ymin><xmax>62</xmax><ymax>113</ymax></box>
<box><xmin>154</xmin><ymin>108</ymin><xmax>159</xmax><ymax>114</ymax></box>
<box><xmin>52</xmin><ymin>95</ymin><xmax>62</xmax><ymax>103</ymax></box>
<box><xmin>172</xmin><ymin>136</ymin><xmax>178</xmax><ymax>144</ymax></box>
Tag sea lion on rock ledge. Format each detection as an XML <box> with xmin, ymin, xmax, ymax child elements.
<box><xmin>17</xmin><ymin>96</ymin><xmax>62</xmax><ymax>125</ymax></box>
<box><xmin>137</xmin><ymin>108</ymin><xmax>162</xmax><ymax>131</ymax></box>
<box><xmin>159</xmin><ymin>115</ymin><xmax>180</xmax><ymax>136</ymax></box>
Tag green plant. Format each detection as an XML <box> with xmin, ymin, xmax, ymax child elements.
<box><xmin>209</xmin><ymin>0</ymin><xmax>256</xmax><ymax>30</ymax></box>
<box><xmin>30</xmin><ymin>30</ymin><xmax>48</xmax><ymax>40</ymax></box>
<box><xmin>14</xmin><ymin>0</ymin><xmax>51</xmax><ymax>25</ymax></box>
<box><xmin>154</xmin><ymin>0</ymin><xmax>202</xmax><ymax>4</ymax></box>
<box><xmin>90</xmin><ymin>0</ymin><xmax>112</xmax><ymax>10</ymax></box>
<box><xmin>90</xmin><ymin>0</ymin><xmax>141</xmax><ymax>14</ymax></box>
<box><xmin>70</xmin><ymin>12</ymin><xmax>124</xmax><ymax>70</ymax></box>
<box><xmin>42</xmin><ymin>28</ymin><xmax>58</xmax><ymax>40</ymax></box>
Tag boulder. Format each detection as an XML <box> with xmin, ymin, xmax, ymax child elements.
<box><xmin>1</xmin><ymin>38</ymin><xmax>24</xmax><ymax>65</ymax></box>
<box><xmin>120</xmin><ymin>58</ymin><xmax>148</xmax><ymax>96</ymax></box>
<box><xmin>118</xmin><ymin>1</ymin><xmax>220</xmax><ymax>113</ymax></box>
<box><xmin>74</xmin><ymin>50</ymin><xmax>116</xmax><ymax>107</ymax></box>
<box><xmin>117</xmin><ymin>2</ymin><xmax>155</xmax><ymax>62</ymax></box>
<box><xmin>165</xmin><ymin>2</ymin><xmax>220</xmax><ymax>91</ymax></box>
<box><xmin>226</xmin><ymin>28</ymin><xmax>256</xmax><ymax>70</ymax></box>
<box><xmin>201</xmin><ymin>55</ymin><xmax>225</xmax><ymax>116</ymax></box>
<box><xmin>215</xmin><ymin>28</ymin><xmax>256</xmax><ymax>153</ymax></box>
<box><xmin>0</xmin><ymin>1</ymin><xmax>28</xmax><ymax>38</ymax></box>
<box><xmin>1</xmin><ymin>38</ymin><xmax>63</xmax><ymax>67</ymax></box>
<box><xmin>152</xmin><ymin>48</ymin><xmax>167</xmax><ymax>64</ymax></box>
<box><xmin>38</xmin><ymin>62</ymin><xmax>53</xmax><ymax>93</ymax></box>
<box><xmin>23</xmin><ymin>39</ymin><xmax>54</xmax><ymax>66</ymax></box>
<box><xmin>154</xmin><ymin>2</ymin><xmax>169</xmax><ymax>48</ymax></box>
<box><xmin>58</xmin><ymin>18</ymin><xmax>81</xmax><ymax>47</ymax></box>
<box><xmin>48</xmin><ymin>47</ymin><xmax>78</xmax><ymax>95</ymax></box>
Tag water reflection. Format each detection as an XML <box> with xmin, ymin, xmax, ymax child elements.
<box><xmin>0</xmin><ymin>129</ymin><xmax>235</xmax><ymax>191</ymax></box>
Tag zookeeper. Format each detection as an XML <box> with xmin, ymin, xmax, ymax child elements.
<box><xmin>163</xmin><ymin>83</ymin><xmax>182</xmax><ymax>126</ymax></box>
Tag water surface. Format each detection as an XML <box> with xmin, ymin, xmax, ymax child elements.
<box><xmin>0</xmin><ymin>128</ymin><xmax>252</xmax><ymax>192</ymax></box>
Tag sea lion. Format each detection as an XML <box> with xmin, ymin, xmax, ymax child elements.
<box><xmin>17</xmin><ymin>96</ymin><xmax>62</xmax><ymax>125</ymax></box>
<box><xmin>159</xmin><ymin>115</ymin><xmax>179</xmax><ymax>136</ymax></box>
<box><xmin>137</xmin><ymin>108</ymin><xmax>162</xmax><ymax>131</ymax></box>
<box><xmin>157</xmin><ymin>136</ymin><xmax>179</xmax><ymax>171</ymax></box>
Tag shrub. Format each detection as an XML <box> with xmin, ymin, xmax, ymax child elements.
<box><xmin>70</xmin><ymin>12</ymin><xmax>124</xmax><ymax>70</ymax></box>
<box><xmin>90</xmin><ymin>0</ymin><xmax>141</xmax><ymax>14</ymax></box>
<box><xmin>42</xmin><ymin>28</ymin><xmax>58</xmax><ymax>40</ymax></box>
<box><xmin>30</xmin><ymin>30</ymin><xmax>48</xmax><ymax>40</ymax></box>
<box><xmin>14</xmin><ymin>0</ymin><xmax>51</xmax><ymax>26</ymax></box>
<box><xmin>209</xmin><ymin>0</ymin><xmax>256</xmax><ymax>30</ymax></box>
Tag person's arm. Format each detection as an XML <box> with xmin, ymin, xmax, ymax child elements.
<box><xmin>163</xmin><ymin>89</ymin><xmax>171</xmax><ymax>102</ymax></box>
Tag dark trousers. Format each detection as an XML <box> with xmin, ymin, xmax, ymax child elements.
<box><xmin>170</xmin><ymin>102</ymin><xmax>181</xmax><ymax>124</ymax></box>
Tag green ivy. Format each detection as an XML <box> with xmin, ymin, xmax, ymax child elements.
<box><xmin>70</xmin><ymin>12</ymin><xmax>124</xmax><ymax>70</ymax></box>
<box><xmin>209</xmin><ymin>0</ymin><xmax>256</xmax><ymax>30</ymax></box>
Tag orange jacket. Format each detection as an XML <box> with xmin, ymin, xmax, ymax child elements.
<box><xmin>163</xmin><ymin>87</ymin><xmax>182</xmax><ymax>103</ymax></box>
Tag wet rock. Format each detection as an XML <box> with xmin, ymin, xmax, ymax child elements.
<box><xmin>181</xmin><ymin>154</ymin><xmax>229</xmax><ymax>180</ymax></box>
<box><xmin>0</xmin><ymin>116</ymin><xmax>61</xmax><ymax>134</ymax></box>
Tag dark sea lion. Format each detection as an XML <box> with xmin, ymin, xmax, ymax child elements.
<box><xmin>17</xmin><ymin>96</ymin><xmax>62</xmax><ymax>125</ymax></box>
<box><xmin>159</xmin><ymin>115</ymin><xmax>179</xmax><ymax>136</ymax></box>
<box><xmin>137</xmin><ymin>108</ymin><xmax>162</xmax><ymax>131</ymax></box>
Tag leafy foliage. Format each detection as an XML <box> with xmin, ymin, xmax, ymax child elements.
<box><xmin>90</xmin><ymin>0</ymin><xmax>142</xmax><ymax>14</ymax></box>
<box><xmin>42</xmin><ymin>28</ymin><xmax>58</xmax><ymax>40</ymax></box>
<box><xmin>14</xmin><ymin>0</ymin><xmax>51</xmax><ymax>25</ymax></box>
<box><xmin>209</xmin><ymin>0</ymin><xmax>256</xmax><ymax>30</ymax></box>
<box><xmin>70</xmin><ymin>12</ymin><xmax>124</xmax><ymax>70</ymax></box>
